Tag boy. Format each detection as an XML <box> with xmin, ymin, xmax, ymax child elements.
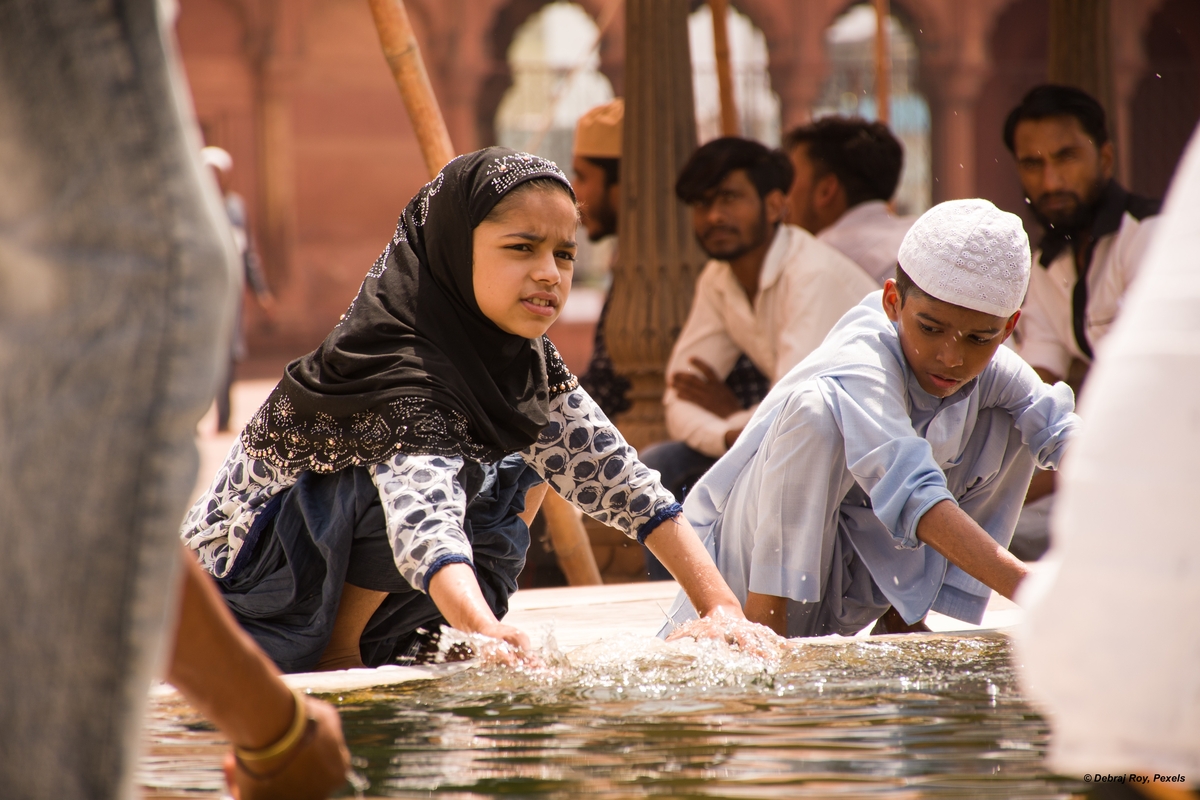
<box><xmin>662</xmin><ymin>199</ymin><xmax>1079</xmax><ymax>637</ymax></box>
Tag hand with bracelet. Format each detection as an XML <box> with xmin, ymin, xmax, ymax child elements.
<box><xmin>168</xmin><ymin>550</ymin><xmax>350</xmax><ymax>799</ymax></box>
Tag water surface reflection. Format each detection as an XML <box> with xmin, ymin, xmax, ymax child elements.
<box><xmin>141</xmin><ymin>631</ymin><xmax>1085</xmax><ymax>798</ymax></box>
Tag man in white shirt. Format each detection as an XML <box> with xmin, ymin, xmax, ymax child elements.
<box><xmin>1004</xmin><ymin>84</ymin><xmax>1159</xmax><ymax>561</ymax></box>
<box><xmin>783</xmin><ymin>117</ymin><xmax>914</xmax><ymax>285</ymax></box>
<box><xmin>641</xmin><ymin>137</ymin><xmax>877</xmax><ymax>578</ymax></box>
<box><xmin>1007</xmin><ymin>85</ymin><xmax>1159</xmax><ymax>387</ymax></box>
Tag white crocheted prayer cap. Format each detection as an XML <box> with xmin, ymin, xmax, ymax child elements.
<box><xmin>898</xmin><ymin>198</ymin><xmax>1031</xmax><ymax>317</ymax></box>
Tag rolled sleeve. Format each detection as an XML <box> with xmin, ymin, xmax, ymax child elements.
<box><xmin>982</xmin><ymin>347</ymin><xmax>1080</xmax><ymax>471</ymax></box>
<box><xmin>822</xmin><ymin>374</ymin><xmax>956</xmax><ymax>549</ymax></box>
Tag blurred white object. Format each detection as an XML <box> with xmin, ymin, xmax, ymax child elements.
<box><xmin>200</xmin><ymin>145</ymin><xmax>232</xmax><ymax>172</ymax></box>
<box><xmin>1016</xmin><ymin>123</ymin><xmax>1200</xmax><ymax>779</ymax></box>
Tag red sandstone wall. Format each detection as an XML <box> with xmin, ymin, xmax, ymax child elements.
<box><xmin>176</xmin><ymin>0</ymin><xmax>1197</xmax><ymax>365</ymax></box>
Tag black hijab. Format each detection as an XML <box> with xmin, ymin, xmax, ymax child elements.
<box><xmin>242</xmin><ymin>148</ymin><xmax>578</xmax><ymax>473</ymax></box>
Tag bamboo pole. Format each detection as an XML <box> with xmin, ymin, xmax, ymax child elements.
<box><xmin>709</xmin><ymin>0</ymin><xmax>739</xmax><ymax>137</ymax></box>
<box><xmin>367</xmin><ymin>0</ymin><xmax>455</xmax><ymax>178</ymax></box>
<box><xmin>873</xmin><ymin>0</ymin><xmax>890</xmax><ymax>125</ymax></box>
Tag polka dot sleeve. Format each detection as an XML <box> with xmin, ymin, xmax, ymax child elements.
<box><xmin>521</xmin><ymin>387</ymin><xmax>680</xmax><ymax>542</ymax></box>
<box><xmin>371</xmin><ymin>453</ymin><xmax>473</xmax><ymax>593</ymax></box>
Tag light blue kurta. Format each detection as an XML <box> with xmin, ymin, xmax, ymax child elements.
<box><xmin>661</xmin><ymin>292</ymin><xmax>1079</xmax><ymax>636</ymax></box>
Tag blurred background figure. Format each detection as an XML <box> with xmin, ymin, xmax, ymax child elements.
<box><xmin>573</xmin><ymin>98</ymin><xmax>629</xmax><ymax>420</ymax></box>
<box><xmin>641</xmin><ymin>136</ymin><xmax>876</xmax><ymax>579</ymax></box>
<box><xmin>1005</xmin><ymin>85</ymin><xmax>1161</xmax><ymax>563</ymax></box>
<box><xmin>783</xmin><ymin>117</ymin><xmax>913</xmax><ymax>286</ymax></box>
<box><xmin>201</xmin><ymin>145</ymin><xmax>275</xmax><ymax>433</ymax></box>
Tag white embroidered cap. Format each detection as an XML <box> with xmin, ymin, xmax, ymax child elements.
<box><xmin>897</xmin><ymin>198</ymin><xmax>1031</xmax><ymax>317</ymax></box>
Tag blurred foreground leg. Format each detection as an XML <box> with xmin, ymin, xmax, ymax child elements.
<box><xmin>0</xmin><ymin>2</ymin><xmax>235</xmax><ymax>797</ymax></box>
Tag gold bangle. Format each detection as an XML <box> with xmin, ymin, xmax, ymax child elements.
<box><xmin>233</xmin><ymin>687</ymin><xmax>309</xmax><ymax>763</ymax></box>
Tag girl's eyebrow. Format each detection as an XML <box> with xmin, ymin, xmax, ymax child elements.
<box><xmin>501</xmin><ymin>231</ymin><xmax>545</xmax><ymax>242</ymax></box>
<box><xmin>501</xmin><ymin>231</ymin><xmax>577</xmax><ymax>249</ymax></box>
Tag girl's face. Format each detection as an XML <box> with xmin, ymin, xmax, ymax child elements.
<box><xmin>473</xmin><ymin>186</ymin><xmax>578</xmax><ymax>339</ymax></box>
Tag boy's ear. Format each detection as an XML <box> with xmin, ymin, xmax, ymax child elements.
<box><xmin>1001</xmin><ymin>309</ymin><xmax>1021</xmax><ymax>341</ymax></box>
<box><xmin>882</xmin><ymin>279</ymin><xmax>902</xmax><ymax>321</ymax></box>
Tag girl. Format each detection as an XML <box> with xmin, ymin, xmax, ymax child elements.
<box><xmin>182</xmin><ymin>148</ymin><xmax>762</xmax><ymax>673</ymax></box>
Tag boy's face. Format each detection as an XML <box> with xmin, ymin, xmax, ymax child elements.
<box><xmin>882</xmin><ymin>280</ymin><xmax>1019</xmax><ymax>398</ymax></box>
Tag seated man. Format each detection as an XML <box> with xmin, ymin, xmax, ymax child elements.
<box><xmin>784</xmin><ymin>117</ymin><xmax>914</xmax><ymax>285</ymax></box>
<box><xmin>1005</xmin><ymin>84</ymin><xmax>1159</xmax><ymax>561</ymax></box>
<box><xmin>661</xmin><ymin>200</ymin><xmax>1079</xmax><ymax>637</ymax></box>
<box><xmin>641</xmin><ymin>137</ymin><xmax>877</xmax><ymax>578</ymax></box>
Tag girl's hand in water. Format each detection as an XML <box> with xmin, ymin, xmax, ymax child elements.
<box><xmin>666</xmin><ymin>607</ymin><xmax>785</xmax><ymax>659</ymax></box>
<box><xmin>476</xmin><ymin>622</ymin><xmax>545</xmax><ymax>668</ymax></box>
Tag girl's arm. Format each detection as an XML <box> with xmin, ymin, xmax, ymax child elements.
<box><xmin>523</xmin><ymin>387</ymin><xmax>778</xmax><ymax>648</ymax></box>
<box><xmin>642</xmin><ymin>515</ymin><xmax>742</xmax><ymax>618</ymax></box>
<box><xmin>372</xmin><ymin>452</ymin><xmax>538</xmax><ymax>658</ymax></box>
<box><xmin>427</xmin><ymin>562</ymin><xmax>532</xmax><ymax>654</ymax></box>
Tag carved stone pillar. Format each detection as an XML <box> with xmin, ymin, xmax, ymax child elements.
<box><xmin>605</xmin><ymin>0</ymin><xmax>706</xmax><ymax>450</ymax></box>
<box><xmin>1049</xmin><ymin>0</ymin><xmax>1114</xmax><ymax>115</ymax></box>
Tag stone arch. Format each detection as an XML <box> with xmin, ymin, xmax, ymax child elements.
<box><xmin>705</xmin><ymin>0</ymin><xmax>796</xmax><ymax>114</ymax></box>
<box><xmin>477</xmin><ymin>0</ymin><xmax>624</xmax><ymax>148</ymax></box>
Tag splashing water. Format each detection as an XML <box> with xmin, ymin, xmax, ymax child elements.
<box><xmin>140</xmin><ymin>630</ymin><xmax>1084</xmax><ymax>798</ymax></box>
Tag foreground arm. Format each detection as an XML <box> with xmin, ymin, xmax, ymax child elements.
<box><xmin>168</xmin><ymin>550</ymin><xmax>349</xmax><ymax>800</ymax></box>
<box><xmin>915</xmin><ymin>500</ymin><xmax>1028</xmax><ymax>600</ymax></box>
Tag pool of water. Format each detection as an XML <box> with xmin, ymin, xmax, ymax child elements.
<box><xmin>141</xmin><ymin>630</ymin><xmax>1084</xmax><ymax>798</ymax></box>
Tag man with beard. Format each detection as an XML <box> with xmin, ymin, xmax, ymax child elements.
<box><xmin>572</xmin><ymin>98</ymin><xmax>629</xmax><ymax>420</ymax></box>
<box><xmin>1004</xmin><ymin>84</ymin><xmax>1159</xmax><ymax>561</ymax></box>
<box><xmin>640</xmin><ymin>137</ymin><xmax>877</xmax><ymax>578</ymax></box>
<box><xmin>1007</xmin><ymin>84</ymin><xmax>1160</xmax><ymax>387</ymax></box>
<box><xmin>784</xmin><ymin>117</ymin><xmax>914</xmax><ymax>286</ymax></box>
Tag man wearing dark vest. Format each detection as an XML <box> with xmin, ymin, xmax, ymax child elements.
<box><xmin>1005</xmin><ymin>84</ymin><xmax>1160</xmax><ymax>561</ymax></box>
<box><xmin>1007</xmin><ymin>84</ymin><xmax>1160</xmax><ymax>388</ymax></box>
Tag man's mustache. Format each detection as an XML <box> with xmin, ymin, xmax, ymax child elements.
<box><xmin>1034</xmin><ymin>191</ymin><xmax>1082</xmax><ymax>208</ymax></box>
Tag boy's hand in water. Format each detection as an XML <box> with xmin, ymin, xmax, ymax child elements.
<box><xmin>224</xmin><ymin>697</ymin><xmax>349</xmax><ymax>800</ymax></box>
<box><xmin>666</xmin><ymin>608</ymin><xmax>785</xmax><ymax>659</ymax></box>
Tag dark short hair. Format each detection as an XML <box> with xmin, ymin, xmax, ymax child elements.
<box><xmin>894</xmin><ymin>264</ymin><xmax>929</xmax><ymax>305</ymax></box>
<box><xmin>783</xmin><ymin>117</ymin><xmax>904</xmax><ymax>206</ymax></box>
<box><xmin>1003</xmin><ymin>84</ymin><xmax>1109</xmax><ymax>152</ymax></box>
<box><xmin>675</xmin><ymin>137</ymin><xmax>794</xmax><ymax>204</ymax></box>
<box><xmin>582</xmin><ymin>156</ymin><xmax>619</xmax><ymax>188</ymax></box>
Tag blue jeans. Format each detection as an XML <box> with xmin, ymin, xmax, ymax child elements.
<box><xmin>638</xmin><ymin>441</ymin><xmax>717</xmax><ymax>580</ymax></box>
<box><xmin>0</xmin><ymin>3</ymin><xmax>235</xmax><ymax>796</ymax></box>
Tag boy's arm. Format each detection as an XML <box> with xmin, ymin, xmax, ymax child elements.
<box><xmin>915</xmin><ymin>499</ymin><xmax>1028</xmax><ymax>600</ymax></box>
